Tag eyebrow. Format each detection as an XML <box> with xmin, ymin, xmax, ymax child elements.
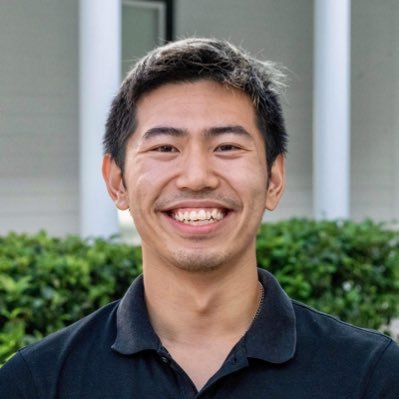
<box><xmin>205</xmin><ymin>125</ymin><xmax>252</xmax><ymax>138</ymax></box>
<box><xmin>142</xmin><ymin>125</ymin><xmax>252</xmax><ymax>140</ymax></box>
<box><xmin>142</xmin><ymin>127</ymin><xmax>188</xmax><ymax>139</ymax></box>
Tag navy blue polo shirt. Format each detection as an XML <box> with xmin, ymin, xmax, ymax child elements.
<box><xmin>1</xmin><ymin>269</ymin><xmax>399</xmax><ymax>398</ymax></box>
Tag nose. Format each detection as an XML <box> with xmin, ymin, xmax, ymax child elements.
<box><xmin>176</xmin><ymin>148</ymin><xmax>219</xmax><ymax>191</ymax></box>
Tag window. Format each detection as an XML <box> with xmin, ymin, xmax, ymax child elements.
<box><xmin>122</xmin><ymin>0</ymin><xmax>173</xmax><ymax>77</ymax></box>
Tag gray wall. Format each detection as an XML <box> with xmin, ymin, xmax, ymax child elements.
<box><xmin>351</xmin><ymin>0</ymin><xmax>399</xmax><ymax>222</ymax></box>
<box><xmin>0</xmin><ymin>0</ymin><xmax>398</xmax><ymax>236</ymax></box>
<box><xmin>0</xmin><ymin>0</ymin><xmax>80</xmax><ymax>235</ymax></box>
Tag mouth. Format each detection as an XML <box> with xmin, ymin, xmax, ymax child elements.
<box><xmin>166</xmin><ymin>207</ymin><xmax>228</xmax><ymax>226</ymax></box>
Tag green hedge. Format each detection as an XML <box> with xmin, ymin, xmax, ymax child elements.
<box><xmin>0</xmin><ymin>233</ymin><xmax>142</xmax><ymax>365</ymax></box>
<box><xmin>256</xmin><ymin>219</ymin><xmax>399</xmax><ymax>331</ymax></box>
<box><xmin>1</xmin><ymin>219</ymin><xmax>399</xmax><ymax>365</ymax></box>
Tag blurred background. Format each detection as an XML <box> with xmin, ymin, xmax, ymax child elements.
<box><xmin>0</xmin><ymin>0</ymin><xmax>398</xmax><ymax>241</ymax></box>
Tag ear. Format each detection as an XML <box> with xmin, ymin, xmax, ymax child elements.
<box><xmin>102</xmin><ymin>154</ymin><xmax>129</xmax><ymax>210</ymax></box>
<box><xmin>265</xmin><ymin>154</ymin><xmax>285</xmax><ymax>211</ymax></box>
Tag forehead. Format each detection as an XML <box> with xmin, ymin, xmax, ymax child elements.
<box><xmin>134</xmin><ymin>80</ymin><xmax>259</xmax><ymax>134</ymax></box>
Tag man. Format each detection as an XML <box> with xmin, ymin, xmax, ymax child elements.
<box><xmin>1</xmin><ymin>38</ymin><xmax>398</xmax><ymax>398</ymax></box>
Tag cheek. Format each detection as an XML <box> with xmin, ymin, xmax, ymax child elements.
<box><xmin>221</xmin><ymin>158</ymin><xmax>268</xmax><ymax>193</ymax></box>
<box><xmin>123</xmin><ymin>163</ymin><xmax>148</xmax><ymax>205</ymax></box>
<box><xmin>125</xmin><ymin>160</ymin><xmax>174</xmax><ymax>207</ymax></box>
<box><xmin>220</xmin><ymin>173</ymin><xmax>268</xmax><ymax>217</ymax></box>
<box><xmin>131</xmin><ymin>157</ymin><xmax>177</xmax><ymax>183</ymax></box>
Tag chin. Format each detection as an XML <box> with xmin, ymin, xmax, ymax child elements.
<box><xmin>170</xmin><ymin>249</ymin><xmax>231</xmax><ymax>273</ymax></box>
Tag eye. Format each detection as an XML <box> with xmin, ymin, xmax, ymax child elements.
<box><xmin>215</xmin><ymin>144</ymin><xmax>240</xmax><ymax>152</ymax></box>
<box><xmin>154</xmin><ymin>145</ymin><xmax>178</xmax><ymax>153</ymax></box>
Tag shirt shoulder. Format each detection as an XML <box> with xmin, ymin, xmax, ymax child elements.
<box><xmin>0</xmin><ymin>300</ymin><xmax>120</xmax><ymax>399</ymax></box>
<box><xmin>293</xmin><ymin>299</ymin><xmax>395</xmax><ymax>348</ymax></box>
<box><xmin>0</xmin><ymin>351</ymin><xmax>37</xmax><ymax>399</ymax></box>
<box><xmin>292</xmin><ymin>300</ymin><xmax>399</xmax><ymax>397</ymax></box>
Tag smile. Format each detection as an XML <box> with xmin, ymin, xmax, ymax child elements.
<box><xmin>169</xmin><ymin>208</ymin><xmax>226</xmax><ymax>225</ymax></box>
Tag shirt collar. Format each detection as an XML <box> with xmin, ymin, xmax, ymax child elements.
<box><xmin>112</xmin><ymin>275</ymin><xmax>160</xmax><ymax>355</ymax></box>
<box><xmin>112</xmin><ymin>269</ymin><xmax>297</xmax><ymax>364</ymax></box>
<box><xmin>244</xmin><ymin>269</ymin><xmax>297</xmax><ymax>363</ymax></box>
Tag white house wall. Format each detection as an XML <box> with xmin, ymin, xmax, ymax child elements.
<box><xmin>351</xmin><ymin>0</ymin><xmax>399</xmax><ymax>222</ymax></box>
<box><xmin>0</xmin><ymin>0</ymin><xmax>80</xmax><ymax>235</ymax></box>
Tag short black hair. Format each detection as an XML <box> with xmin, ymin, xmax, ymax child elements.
<box><xmin>104</xmin><ymin>38</ymin><xmax>288</xmax><ymax>174</ymax></box>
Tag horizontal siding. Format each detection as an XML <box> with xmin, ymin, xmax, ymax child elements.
<box><xmin>0</xmin><ymin>0</ymin><xmax>80</xmax><ymax>236</ymax></box>
<box><xmin>0</xmin><ymin>215</ymin><xmax>78</xmax><ymax>237</ymax></box>
<box><xmin>350</xmin><ymin>0</ymin><xmax>399</xmax><ymax>222</ymax></box>
<box><xmin>393</xmin><ymin>2</ymin><xmax>399</xmax><ymax>222</ymax></box>
<box><xmin>0</xmin><ymin>177</ymin><xmax>79</xmax><ymax>236</ymax></box>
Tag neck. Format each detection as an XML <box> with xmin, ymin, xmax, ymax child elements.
<box><xmin>143</xmin><ymin>261</ymin><xmax>261</xmax><ymax>345</ymax></box>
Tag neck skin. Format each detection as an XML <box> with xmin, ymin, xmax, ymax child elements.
<box><xmin>143</xmin><ymin>254</ymin><xmax>261</xmax><ymax>347</ymax></box>
<box><xmin>142</xmin><ymin>247</ymin><xmax>262</xmax><ymax>391</ymax></box>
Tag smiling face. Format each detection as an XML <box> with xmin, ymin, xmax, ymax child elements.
<box><xmin>103</xmin><ymin>80</ymin><xmax>285</xmax><ymax>273</ymax></box>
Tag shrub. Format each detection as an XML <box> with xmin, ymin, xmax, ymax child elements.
<box><xmin>1</xmin><ymin>219</ymin><xmax>399</xmax><ymax>365</ymax></box>
<box><xmin>256</xmin><ymin>219</ymin><xmax>399</xmax><ymax>332</ymax></box>
<box><xmin>0</xmin><ymin>232</ymin><xmax>142</xmax><ymax>365</ymax></box>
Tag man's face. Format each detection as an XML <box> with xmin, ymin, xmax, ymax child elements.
<box><xmin>103</xmin><ymin>80</ymin><xmax>284</xmax><ymax>273</ymax></box>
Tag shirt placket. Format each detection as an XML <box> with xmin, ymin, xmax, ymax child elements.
<box><xmin>157</xmin><ymin>346</ymin><xmax>199</xmax><ymax>399</ymax></box>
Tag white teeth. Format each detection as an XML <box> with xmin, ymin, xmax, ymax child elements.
<box><xmin>171</xmin><ymin>208</ymin><xmax>225</xmax><ymax>224</ymax></box>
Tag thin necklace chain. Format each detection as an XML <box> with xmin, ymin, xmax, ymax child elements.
<box><xmin>242</xmin><ymin>282</ymin><xmax>264</xmax><ymax>338</ymax></box>
<box><xmin>252</xmin><ymin>281</ymin><xmax>265</xmax><ymax>322</ymax></box>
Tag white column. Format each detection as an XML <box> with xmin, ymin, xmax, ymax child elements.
<box><xmin>79</xmin><ymin>0</ymin><xmax>121</xmax><ymax>237</ymax></box>
<box><xmin>313</xmin><ymin>0</ymin><xmax>351</xmax><ymax>219</ymax></box>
